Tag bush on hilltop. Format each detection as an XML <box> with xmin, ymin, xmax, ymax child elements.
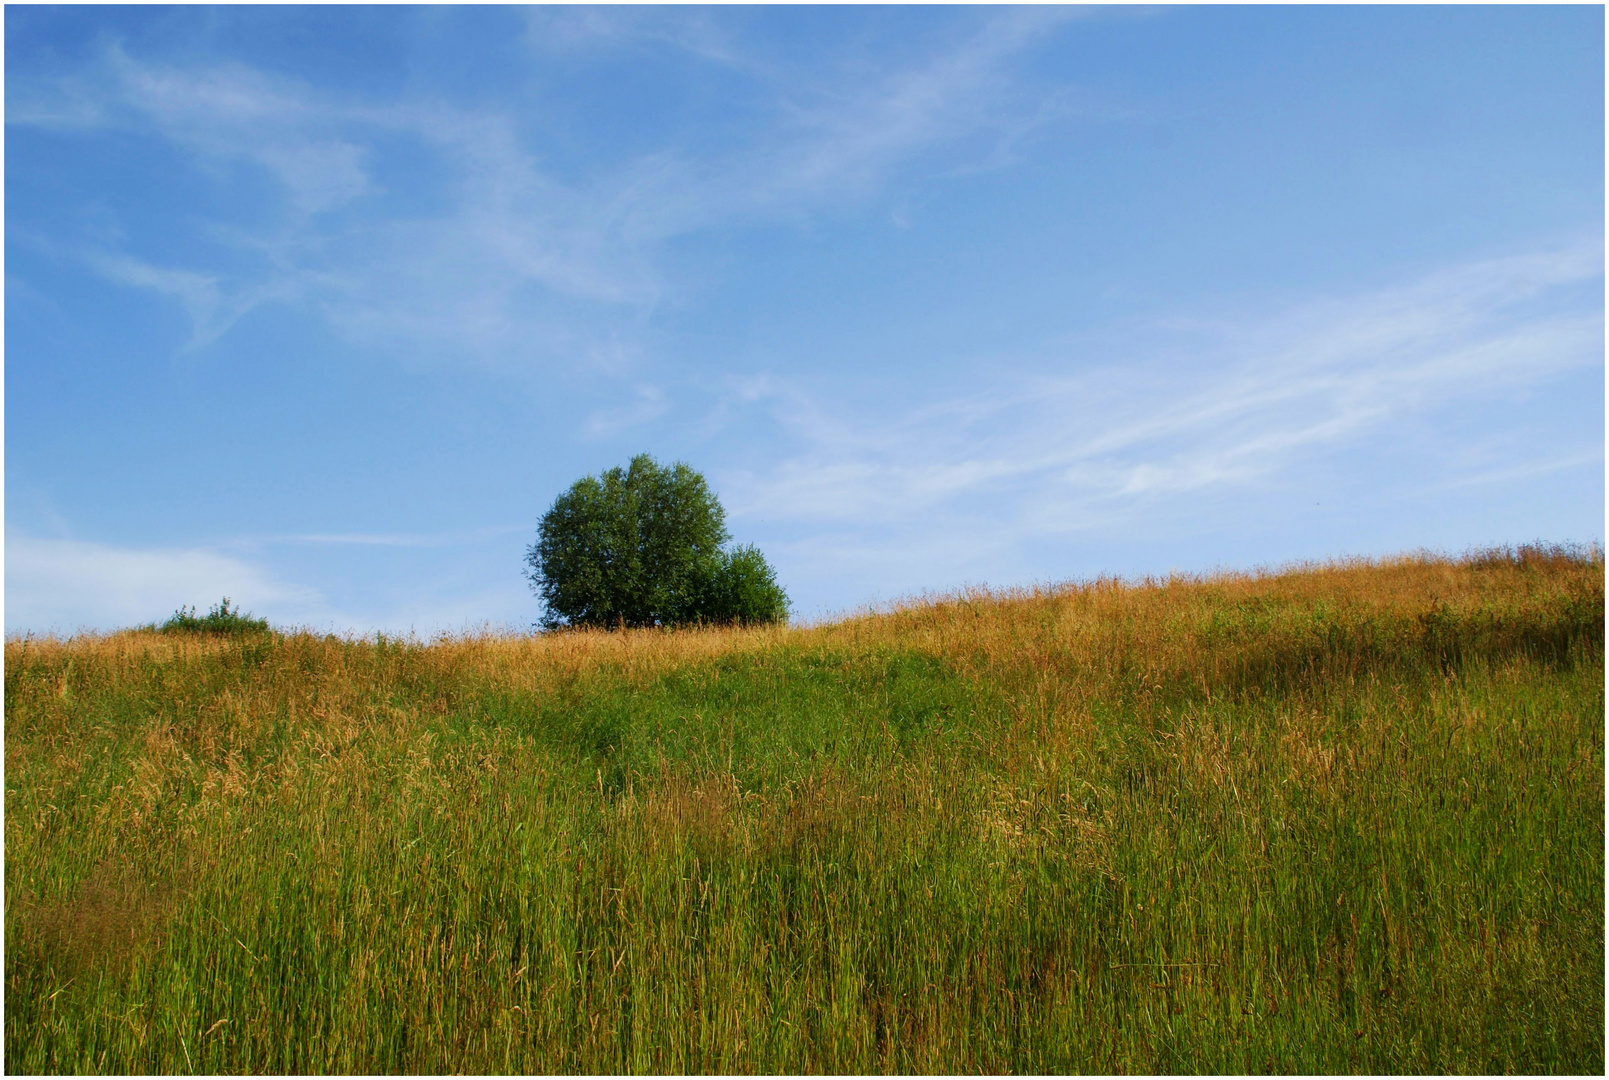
<box><xmin>158</xmin><ymin>597</ymin><xmax>270</xmax><ymax>637</ymax></box>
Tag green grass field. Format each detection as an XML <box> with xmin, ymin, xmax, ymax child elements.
<box><xmin>5</xmin><ymin>548</ymin><xmax>1603</xmax><ymax>1073</ymax></box>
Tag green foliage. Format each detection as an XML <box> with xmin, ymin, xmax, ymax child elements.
<box><xmin>702</xmin><ymin>543</ymin><xmax>791</xmax><ymax>626</ymax></box>
<box><xmin>157</xmin><ymin>597</ymin><xmax>270</xmax><ymax>637</ymax></box>
<box><xmin>527</xmin><ymin>454</ymin><xmax>788</xmax><ymax>629</ymax></box>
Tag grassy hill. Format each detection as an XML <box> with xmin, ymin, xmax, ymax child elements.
<box><xmin>5</xmin><ymin>547</ymin><xmax>1603</xmax><ymax>1073</ymax></box>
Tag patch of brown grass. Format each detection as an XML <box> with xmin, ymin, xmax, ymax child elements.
<box><xmin>11</xmin><ymin>856</ymin><xmax>179</xmax><ymax>982</ymax></box>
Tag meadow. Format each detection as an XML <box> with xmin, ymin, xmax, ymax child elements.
<box><xmin>5</xmin><ymin>547</ymin><xmax>1603</xmax><ymax>1073</ymax></box>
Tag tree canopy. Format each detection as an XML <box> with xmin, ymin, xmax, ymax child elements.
<box><xmin>526</xmin><ymin>454</ymin><xmax>788</xmax><ymax>629</ymax></box>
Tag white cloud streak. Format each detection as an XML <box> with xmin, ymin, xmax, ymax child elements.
<box><xmin>9</xmin><ymin>13</ymin><xmax>1079</xmax><ymax>372</ymax></box>
<box><xmin>4</xmin><ymin>534</ymin><xmax>324</xmax><ymax>635</ymax></box>
<box><xmin>79</xmin><ymin>248</ymin><xmax>302</xmax><ymax>348</ymax></box>
<box><xmin>753</xmin><ymin>9</ymin><xmax>1086</xmax><ymax>205</ymax></box>
<box><xmin>3</xmin><ymin>532</ymin><xmax>541</xmax><ymax>637</ymax></box>
<box><xmin>715</xmin><ymin>242</ymin><xmax>1604</xmax><ymax>536</ymax></box>
<box><xmin>99</xmin><ymin>44</ymin><xmax>374</xmax><ymax>215</ymax></box>
<box><xmin>698</xmin><ymin>242</ymin><xmax>1601</xmax><ymax>616</ymax></box>
<box><xmin>247</xmin><ymin>525</ymin><xmax>527</xmax><ymax>548</ymax></box>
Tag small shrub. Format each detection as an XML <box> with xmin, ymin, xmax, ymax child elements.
<box><xmin>158</xmin><ymin>597</ymin><xmax>270</xmax><ymax>637</ymax></box>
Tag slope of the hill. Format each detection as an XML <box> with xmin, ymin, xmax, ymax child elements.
<box><xmin>5</xmin><ymin>548</ymin><xmax>1603</xmax><ymax>1073</ymax></box>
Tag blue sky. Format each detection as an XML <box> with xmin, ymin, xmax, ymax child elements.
<box><xmin>6</xmin><ymin>5</ymin><xmax>1604</xmax><ymax>635</ymax></box>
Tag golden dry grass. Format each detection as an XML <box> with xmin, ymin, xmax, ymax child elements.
<box><xmin>6</xmin><ymin>546</ymin><xmax>1603</xmax><ymax>1072</ymax></box>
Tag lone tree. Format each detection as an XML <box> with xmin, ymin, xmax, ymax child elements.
<box><xmin>526</xmin><ymin>454</ymin><xmax>789</xmax><ymax>629</ymax></box>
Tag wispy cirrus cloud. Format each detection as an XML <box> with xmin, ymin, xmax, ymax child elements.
<box><xmin>582</xmin><ymin>384</ymin><xmax>672</xmax><ymax>440</ymax></box>
<box><xmin>8</xmin><ymin>12</ymin><xmax>1085</xmax><ymax>375</ymax></box>
<box><xmin>713</xmin><ymin>240</ymin><xmax>1603</xmax><ymax>545</ymax></box>
<box><xmin>78</xmin><ymin>247</ymin><xmax>305</xmax><ymax>348</ymax></box>
<box><xmin>11</xmin><ymin>43</ymin><xmax>373</xmax><ymax>214</ymax></box>
<box><xmin>752</xmin><ymin>8</ymin><xmax>1091</xmax><ymax>204</ymax></box>
<box><xmin>521</xmin><ymin>6</ymin><xmax>754</xmax><ymax>70</ymax></box>
<box><xmin>1439</xmin><ymin>448</ymin><xmax>1604</xmax><ymax>491</ymax></box>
